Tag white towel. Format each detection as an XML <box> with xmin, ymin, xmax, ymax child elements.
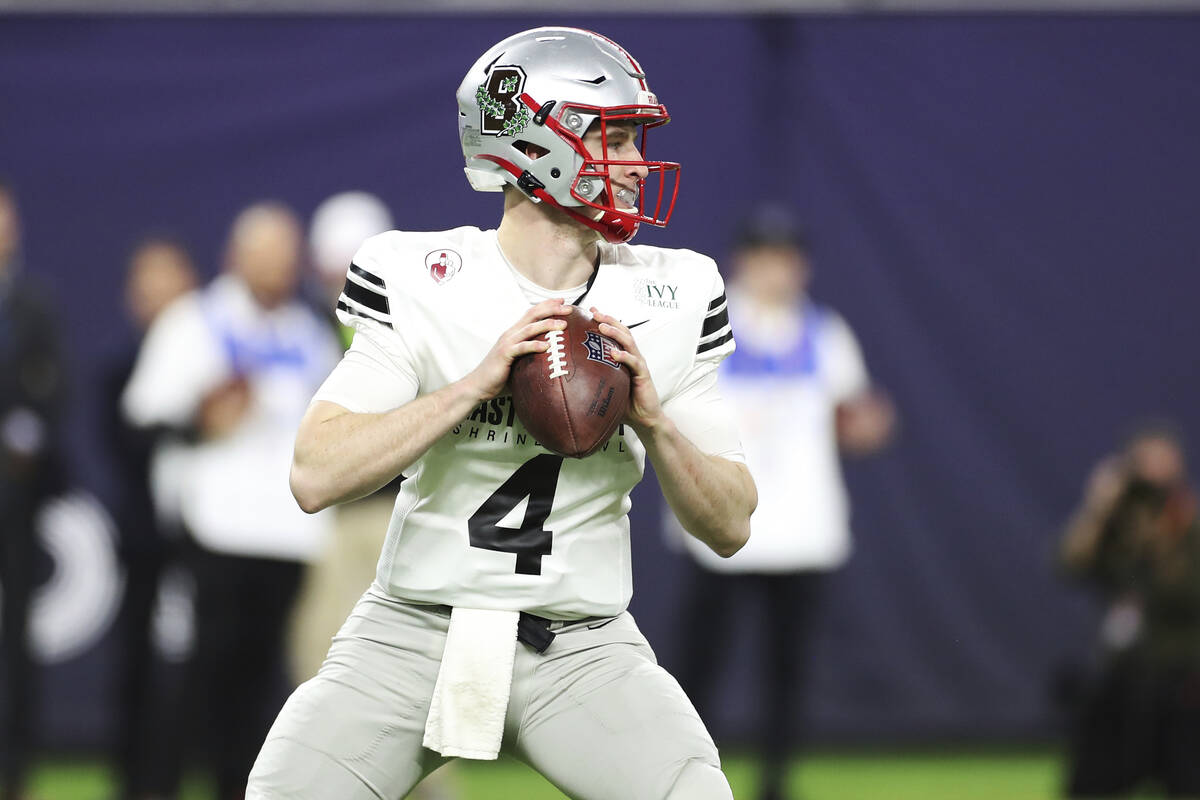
<box><xmin>422</xmin><ymin>607</ymin><xmax>520</xmax><ymax>760</ymax></box>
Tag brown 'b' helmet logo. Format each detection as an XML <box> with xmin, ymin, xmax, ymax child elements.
<box><xmin>476</xmin><ymin>66</ymin><xmax>531</xmax><ymax>137</ymax></box>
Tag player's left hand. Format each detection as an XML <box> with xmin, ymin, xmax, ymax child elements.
<box><xmin>591</xmin><ymin>307</ymin><xmax>664</xmax><ymax>433</ymax></box>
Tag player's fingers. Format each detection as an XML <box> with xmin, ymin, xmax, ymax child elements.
<box><xmin>508</xmin><ymin>339</ymin><xmax>550</xmax><ymax>359</ymax></box>
<box><xmin>517</xmin><ymin>317</ymin><xmax>567</xmax><ymax>343</ymax></box>
<box><xmin>520</xmin><ymin>297</ymin><xmax>570</xmax><ymax>324</ymax></box>
<box><xmin>591</xmin><ymin>308</ymin><xmax>634</xmax><ymax>339</ymax></box>
<box><xmin>590</xmin><ymin>307</ymin><xmax>618</xmax><ymax>326</ymax></box>
<box><xmin>608</xmin><ymin>346</ymin><xmax>647</xmax><ymax>377</ymax></box>
<box><xmin>596</xmin><ymin>320</ymin><xmax>639</xmax><ymax>355</ymax></box>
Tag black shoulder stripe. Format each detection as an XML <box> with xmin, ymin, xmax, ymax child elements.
<box><xmin>342</xmin><ymin>278</ymin><xmax>390</xmax><ymax>315</ymax></box>
<box><xmin>696</xmin><ymin>330</ymin><xmax>733</xmax><ymax>355</ymax></box>
<box><xmin>337</xmin><ymin>299</ymin><xmax>394</xmax><ymax>330</ymax></box>
<box><xmin>701</xmin><ymin>307</ymin><xmax>729</xmax><ymax>338</ymax></box>
<box><xmin>707</xmin><ymin>292</ymin><xmax>726</xmax><ymax>312</ymax></box>
<box><xmin>350</xmin><ymin>263</ymin><xmax>386</xmax><ymax>288</ymax></box>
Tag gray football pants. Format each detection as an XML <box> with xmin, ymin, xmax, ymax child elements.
<box><xmin>247</xmin><ymin>589</ymin><xmax>732</xmax><ymax>800</ymax></box>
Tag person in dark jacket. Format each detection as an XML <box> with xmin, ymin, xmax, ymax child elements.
<box><xmin>0</xmin><ymin>178</ymin><xmax>68</xmax><ymax>800</ymax></box>
<box><xmin>1060</xmin><ymin>422</ymin><xmax>1200</xmax><ymax>798</ymax></box>
<box><xmin>101</xmin><ymin>236</ymin><xmax>197</xmax><ymax>799</ymax></box>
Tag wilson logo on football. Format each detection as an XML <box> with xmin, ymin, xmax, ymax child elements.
<box><xmin>425</xmin><ymin>249</ymin><xmax>462</xmax><ymax>284</ymax></box>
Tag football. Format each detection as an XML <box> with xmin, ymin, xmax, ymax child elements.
<box><xmin>510</xmin><ymin>306</ymin><xmax>631</xmax><ymax>458</ymax></box>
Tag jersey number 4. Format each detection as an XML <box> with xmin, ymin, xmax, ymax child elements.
<box><xmin>468</xmin><ymin>454</ymin><xmax>564</xmax><ymax>575</ymax></box>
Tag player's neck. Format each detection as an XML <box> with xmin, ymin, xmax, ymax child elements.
<box><xmin>497</xmin><ymin>192</ymin><xmax>600</xmax><ymax>291</ymax></box>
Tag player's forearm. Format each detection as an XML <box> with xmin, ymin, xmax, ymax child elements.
<box><xmin>290</xmin><ymin>382</ymin><xmax>481</xmax><ymax>513</ymax></box>
<box><xmin>637</xmin><ymin>416</ymin><xmax>756</xmax><ymax>557</ymax></box>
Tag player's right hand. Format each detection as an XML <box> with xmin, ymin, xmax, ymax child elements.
<box><xmin>463</xmin><ymin>298</ymin><xmax>572</xmax><ymax>401</ymax></box>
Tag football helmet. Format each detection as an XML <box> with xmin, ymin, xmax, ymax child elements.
<box><xmin>457</xmin><ymin>27</ymin><xmax>680</xmax><ymax>244</ymax></box>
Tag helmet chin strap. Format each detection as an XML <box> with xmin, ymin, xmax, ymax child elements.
<box><xmin>521</xmin><ymin>176</ymin><xmax>638</xmax><ymax>243</ymax></box>
<box><xmin>557</xmin><ymin>201</ymin><xmax>640</xmax><ymax>245</ymax></box>
<box><xmin>475</xmin><ymin>154</ymin><xmax>641</xmax><ymax>244</ymax></box>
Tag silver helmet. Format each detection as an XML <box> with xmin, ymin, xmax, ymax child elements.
<box><xmin>457</xmin><ymin>27</ymin><xmax>680</xmax><ymax>244</ymax></box>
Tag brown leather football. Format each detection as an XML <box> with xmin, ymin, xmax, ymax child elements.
<box><xmin>510</xmin><ymin>306</ymin><xmax>631</xmax><ymax>458</ymax></box>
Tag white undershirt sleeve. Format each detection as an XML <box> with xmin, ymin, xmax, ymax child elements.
<box><xmin>312</xmin><ymin>320</ymin><xmax>420</xmax><ymax>413</ymax></box>
<box><xmin>661</xmin><ymin>357</ymin><xmax>745</xmax><ymax>464</ymax></box>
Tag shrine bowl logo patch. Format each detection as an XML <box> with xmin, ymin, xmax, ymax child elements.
<box><xmin>426</xmin><ymin>249</ymin><xmax>462</xmax><ymax>285</ymax></box>
<box><xmin>582</xmin><ymin>330</ymin><xmax>621</xmax><ymax>370</ymax></box>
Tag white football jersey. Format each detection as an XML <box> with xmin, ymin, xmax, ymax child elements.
<box><xmin>313</xmin><ymin>226</ymin><xmax>741</xmax><ymax>619</ymax></box>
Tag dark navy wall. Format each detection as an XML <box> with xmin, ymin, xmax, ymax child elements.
<box><xmin>2</xmin><ymin>14</ymin><xmax>1198</xmax><ymax>747</ymax></box>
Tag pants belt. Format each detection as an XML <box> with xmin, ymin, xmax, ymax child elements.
<box><xmin>517</xmin><ymin>612</ymin><xmax>613</xmax><ymax>653</ymax></box>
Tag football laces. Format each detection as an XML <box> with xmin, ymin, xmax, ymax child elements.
<box><xmin>545</xmin><ymin>330</ymin><xmax>568</xmax><ymax>379</ymax></box>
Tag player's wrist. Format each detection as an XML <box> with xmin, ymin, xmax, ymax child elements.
<box><xmin>442</xmin><ymin>374</ymin><xmax>492</xmax><ymax>416</ymax></box>
<box><xmin>456</xmin><ymin>365</ymin><xmax>501</xmax><ymax>404</ymax></box>
<box><xmin>630</xmin><ymin>412</ymin><xmax>674</xmax><ymax>445</ymax></box>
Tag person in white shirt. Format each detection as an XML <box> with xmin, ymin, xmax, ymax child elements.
<box><xmin>673</xmin><ymin>207</ymin><xmax>895</xmax><ymax>800</ymax></box>
<box><xmin>123</xmin><ymin>202</ymin><xmax>340</xmax><ymax>799</ymax></box>
<box><xmin>287</xmin><ymin>190</ymin><xmax>397</xmax><ymax>685</ymax></box>
<box><xmin>247</xmin><ymin>26</ymin><xmax>756</xmax><ymax>800</ymax></box>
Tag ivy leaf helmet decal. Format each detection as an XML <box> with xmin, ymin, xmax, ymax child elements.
<box><xmin>478</xmin><ymin>65</ymin><xmax>529</xmax><ymax>137</ymax></box>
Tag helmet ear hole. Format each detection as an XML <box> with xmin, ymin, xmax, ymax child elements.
<box><xmin>512</xmin><ymin>140</ymin><xmax>550</xmax><ymax>160</ymax></box>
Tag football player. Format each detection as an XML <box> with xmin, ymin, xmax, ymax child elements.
<box><xmin>248</xmin><ymin>27</ymin><xmax>756</xmax><ymax>800</ymax></box>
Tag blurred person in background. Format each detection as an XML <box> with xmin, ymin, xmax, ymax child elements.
<box><xmin>122</xmin><ymin>202</ymin><xmax>340</xmax><ymax>799</ymax></box>
<box><xmin>0</xmin><ymin>178</ymin><xmax>68</xmax><ymax>800</ymax></box>
<box><xmin>288</xmin><ymin>190</ymin><xmax>394</xmax><ymax>684</ymax></box>
<box><xmin>672</xmin><ymin>206</ymin><xmax>894</xmax><ymax>800</ymax></box>
<box><xmin>307</xmin><ymin>191</ymin><xmax>394</xmax><ymax>349</ymax></box>
<box><xmin>100</xmin><ymin>236</ymin><xmax>197</xmax><ymax>799</ymax></box>
<box><xmin>297</xmin><ymin>191</ymin><xmax>459</xmax><ymax>800</ymax></box>
<box><xmin>1059</xmin><ymin>422</ymin><xmax>1200</xmax><ymax>798</ymax></box>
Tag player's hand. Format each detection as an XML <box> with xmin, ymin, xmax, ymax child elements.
<box><xmin>591</xmin><ymin>307</ymin><xmax>664</xmax><ymax>433</ymax></box>
<box><xmin>463</xmin><ymin>298</ymin><xmax>572</xmax><ymax>401</ymax></box>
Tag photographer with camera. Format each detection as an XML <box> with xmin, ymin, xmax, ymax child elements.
<box><xmin>1059</xmin><ymin>422</ymin><xmax>1200</xmax><ymax>798</ymax></box>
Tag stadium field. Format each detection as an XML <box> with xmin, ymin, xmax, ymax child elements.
<box><xmin>31</xmin><ymin>749</ymin><xmax>1097</xmax><ymax>799</ymax></box>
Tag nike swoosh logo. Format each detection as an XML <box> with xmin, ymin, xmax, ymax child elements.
<box><xmin>626</xmin><ymin>320</ymin><xmax>650</xmax><ymax>329</ymax></box>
